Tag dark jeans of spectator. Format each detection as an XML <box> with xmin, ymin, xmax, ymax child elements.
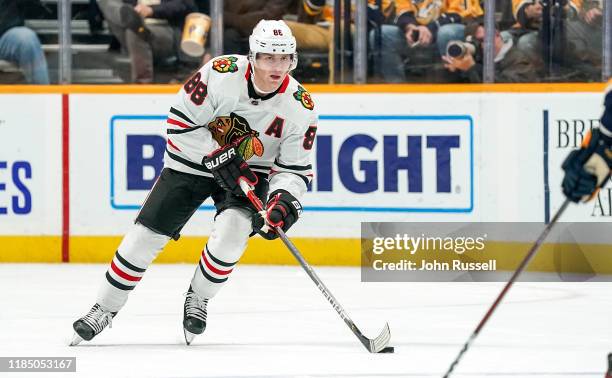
<box><xmin>223</xmin><ymin>28</ymin><xmax>249</xmax><ymax>55</ymax></box>
<box><xmin>89</xmin><ymin>0</ymin><xmax>104</xmax><ymax>33</ymax></box>
<box><xmin>369</xmin><ymin>24</ymin><xmax>464</xmax><ymax>83</ymax></box>
<box><xmin>97</xmin><ymin>0</ymin><xmax>177</xmax><ymax>83</ymax></box>
<box><xmin>0</xmin><ymin>26</ymin><xmax>49</xmax><ymax>84</ymax></box>
<box><xmin>369</xmin><ymin>25</ymin><xmax>410</xmax><ymax>82</ymax></box>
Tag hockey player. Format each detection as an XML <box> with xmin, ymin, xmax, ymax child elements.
<box><xmin>70</xmin><ymin>20</ymin><xmax>317</xmax><ymax>346</ymax></box>
<box><xmin>562</xmin><ymin>83</ymin><xmax>612</xmax><ymax>202</ymax></box>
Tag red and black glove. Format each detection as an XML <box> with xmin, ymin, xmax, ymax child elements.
<box><xmin>252</xmin><ymin>190</ymin><xmax>302</xmax><ymax>240</ymax></box>
<box><xmin>203</xmin><ymin>138</ymin><xmax>257</xmax><ymax>196</ymax></box>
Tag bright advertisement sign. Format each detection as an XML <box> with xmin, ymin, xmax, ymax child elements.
<box><xmin>3</xmin><ymin>90</ymin><xmax>611</xmax><ymax>241</ymax></box>
<box><xmin>108</xmin><ymin>113</ymin><xmax>474</xmax><ymax>213</ymax></box>
<box><xmin>307</xmin><ymin>115</ymin><xmax>473</xmax><ymax>212</ymax></box>
<box><xmin>0</xmin><ymin>94</ymin><xmax>61</xmax><ymax>235</ymax></box>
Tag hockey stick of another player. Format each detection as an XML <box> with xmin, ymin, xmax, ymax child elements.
<box><xmin>443</xmin><ymin>198</ymin><xmax>571</xmax><ymax>377</ymax></box>
<box><xmin>239</xmin><ymin>180</ymin><xmax>392</xmax><ymax>353</ymax></box>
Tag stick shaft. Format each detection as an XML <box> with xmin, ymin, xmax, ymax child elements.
<box><xmin>443</xmin><ymin>199</ymin><xmax>570</xmax><ymax>377</ymax></box>
<box><xmin>240</xmin><ymin>181</ymin><xmax>375</xmax><ymax>351</ymax></box>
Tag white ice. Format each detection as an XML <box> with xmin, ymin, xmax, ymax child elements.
<box><xmin>0</xmin><ymin>263</ymin><xmax>610</xmax><ymax>378</ymax></box>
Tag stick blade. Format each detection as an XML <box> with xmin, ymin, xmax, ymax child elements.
<box><xmin>368</xmin><ymin>322</ymin><xmax>391</xmax><ymax>353</ymax></box>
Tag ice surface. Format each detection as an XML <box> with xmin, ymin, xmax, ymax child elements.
<box><xmin>0</xmin><ymin>263</ymin><xmax>610</xmax><ymax>377</ymax></box>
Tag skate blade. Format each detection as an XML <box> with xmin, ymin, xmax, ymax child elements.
<box><xmin>69</xmin><ymin>333</ymin><xmax>83</xmax><ymax>346</ymax></box>
<box><xmin>183</xmin><ymin>329</ymin><xmax>197</xmax><ymax>345</ymax></box>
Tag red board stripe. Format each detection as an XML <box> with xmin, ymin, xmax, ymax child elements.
<box><xmin>62</xmin><ymin>94</ymin><xmax>70</xmax><ymax>263</ymax></box>
<box><xmin>167</xmin><ymin>118</ymin><xmax>191</xmax><ymax>129</ymax></box>
<box><xmin>201</xmin><ymin>250</ymin><xmax>233</xmax><ymax>276</ymax></box>
<box><xmin>111</xmin><ymin>260</ymin><xmax>142</xmax><ymax>282</ymax></box>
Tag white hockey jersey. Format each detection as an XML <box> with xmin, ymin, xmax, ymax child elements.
<box><xmin>163</xmin><ymin>55</ymin><xmax>318</xmax><ymax>200</ymax></box>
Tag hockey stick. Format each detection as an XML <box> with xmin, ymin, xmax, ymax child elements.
<box><xmin>239</xmin><ymin>180</ymin><xmax>392</xmax><ymax>353</ymax></box>
<box><xmin>443</xmin><ymin>198</ymin><xmax>570</xmax><ymax>377</ymax></box>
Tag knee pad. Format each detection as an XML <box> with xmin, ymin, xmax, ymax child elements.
<box><xmin>117</xmin><ymin>222</ymin><xmax>171</xmax><ymax>268</ymax></box>
<box><xmin>207</xmin><ymin>208</ymin><xmax>252</xmax><ymax>263</ymax></box>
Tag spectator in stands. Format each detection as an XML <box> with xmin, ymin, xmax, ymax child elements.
<box><xmin>215</xmin><ymin>0</ymin><xmax>332</xmax><ymax>83</ymax></box>
<box><xmin>292</xmin><ymin>0</ymin><xmax>425</xmax><ymax>55</ymax></box>
<box><xmin>0</xmin><ymin>0</ymin><xmax>49</xmax><ymax>84</ymax></box>
<box><xmin>441</xmin><ymin>21</ymin><xmax>543</xmax><ymax>82</ymax></box>
<box><xmin>369</xmin><ymin>0</ymin><xmax>483</xmax><ymax>83</ymax></box>
<box><xmin>566</xmin><ymin>0</ymin><xmax>602</xmax><ymax>67</ymax></box>
<box><xmin>509</xmin><ymin>0</ymin><xmax>543</xmax><ymax>55</ymax></box>
<box><xmin>97</xmin><ymin>0</ymin><xmax>196</xmax><ymax>83</ymax></box>
<box><xmin>285</xmin><ymin>0</ymin><xmax>331</xmax><ymax>53</ymax></box>
<box><xmin>288</xmin><ymin>0</ymin><xmax>402</xmax><ymax>83</ymax></box>
<box><xmin>223</xmin><ymin>0</ymin><xmax>294</xmax><ymax>54</ymax></box>
<box><xmin>510</xmin><ymin>0</ymin><xmax>584</xmax><ymax>57</ymax></box>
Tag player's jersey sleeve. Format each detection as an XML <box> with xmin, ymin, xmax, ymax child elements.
<box><xmin>268</xmin><ymin>113</ymin><xmax>318</xmax><ymax>200</ymax></box>
<box><xmin>165</xmin><ymin>60</ymin><xmax>220</xmax><ymax>167</ymax></box>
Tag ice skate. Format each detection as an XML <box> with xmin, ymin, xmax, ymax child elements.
<box><xmin>69</xmin><ymin>303</ymin><xmax>116</xmax><ymax>346</ymax></box>
<box><xmin>183</xmin><ymin>286</ymin><xmax>208</xmax><ymax>345</ymax></box>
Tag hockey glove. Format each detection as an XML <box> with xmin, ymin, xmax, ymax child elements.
<box><xmin>252</xmin><ymin>189</ymin><xmax>302</xmax><ymax>240</ymax></box>
<box><xmin>203</xmin><ymin>137</ymin><xmax>258</xmax><ymax>197</ymax></box>
<box><xmin>562</xmin><ymin>128</ymin><xmax>612</xmax><ymax>202</ymax></box>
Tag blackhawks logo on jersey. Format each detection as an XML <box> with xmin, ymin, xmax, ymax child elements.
<box><xmin>212</xmin><ymin>56</ymin><xmax>239</xmax><ymax>73</ymax></box>
<box><xmin>293</xmin><ymin>86</ymin><xmax>314</xmax><ymax>110</ymax></box>
<box><xmin>207</xmin><ymin>112</ymin><xmax>264</xmax><ymax>160</ymax></box>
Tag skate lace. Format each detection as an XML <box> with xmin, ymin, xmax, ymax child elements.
<box><xmin>82</xmin><ymin>304</ymin><xmax>113</xmax><ymax>335</ymax></box>
<box><xmin>184</xmin><ymin>292</ymin><xmax>208</xmax><ymax>322</ymax></box>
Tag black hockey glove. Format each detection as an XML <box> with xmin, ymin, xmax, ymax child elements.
<box><xmin>562</xmin><ymin>128</ymin><xmax>612</xmax><ymax>202</ymax></box>
<box><xmin>203</xmin><ymin>137</ymin><xmax>258</xmax><ymax>197</ymax></box>
<box><xmin>252</xmin><ymin>189</ymin><xmax>302</xmax><ymax>240</ymax></box>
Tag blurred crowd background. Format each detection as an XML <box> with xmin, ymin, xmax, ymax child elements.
<box><xmin>0</xmin><ymin>0</ymin><xmax>609</xmax><ymax>84</ymax></box>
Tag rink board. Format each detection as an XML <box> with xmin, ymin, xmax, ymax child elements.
<box><xmin>1</xmin><ymin>84</ymin><xmax>612</xmax><ymax>270</ymax></box>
